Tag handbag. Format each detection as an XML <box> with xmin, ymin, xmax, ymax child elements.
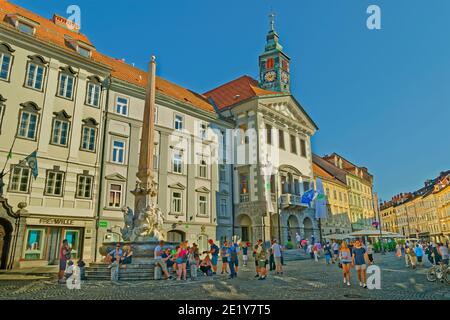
<box><xmin>338</xmin><ymin>262</ymin><xmax>343</xmax><ymax>269</ymax></box>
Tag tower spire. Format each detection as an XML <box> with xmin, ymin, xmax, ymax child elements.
<box><xmin>269</xmin><ymin>12</ymin><xmax>275</xmax><ymax>31</ymax></box>
<box><xmin>259</xmin><ymin>12</ymin><xmax>291</xmax><ymax>94</ymax></box>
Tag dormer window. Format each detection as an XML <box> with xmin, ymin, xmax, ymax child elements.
<box><xmin>78</xmin><ymin>46</ymin><xmax>91</xmax><ymax>58</ymax></box>
<box><xmin>7</xmin><ymin>14</ymin><xmax>39</xmax><ymax>36</ymax></box>
<box><xmin>18</xmin><ymin>22</ymin><xmax>34</xmax><ymax>35</ymax></box>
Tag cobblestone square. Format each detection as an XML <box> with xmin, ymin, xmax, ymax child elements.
<box><xmin>0</xmin><ymin>252</ymin><xmax>448</xmax><ymax>300</ymax></box>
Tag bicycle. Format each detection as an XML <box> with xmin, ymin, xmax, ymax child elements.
<box><xmin>426</xmin><ymin>261</ymin><xmax>449</xmax><ymax>284</ymax></box>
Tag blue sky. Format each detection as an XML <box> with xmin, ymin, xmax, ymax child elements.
<box><xmin>12</xmin><ymin>0</ymin><xmax>450</xmax><ymax>201</ymax></box>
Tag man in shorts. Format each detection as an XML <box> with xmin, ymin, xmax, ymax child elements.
<box><xmin>208</xmin><ymin>239</ymin><xmax>219</xmax><ymax>275</ymax></box>
<box><xmin>271</xmin><ymin>239</ymin><xmax>283</xmax><ymax>274</ymax></box>
<box><xmin>154</xmin><ymin>240</ymin><xmax>172</xmax><ymax>280</ymax></box>
<box><xmin>256</xmin><ymin>239</ymin><xmax>268</xmax><ymax>280</ymax></box>
<box><xmin>352</xmin><ymin>239</ymin><xmax>368</xmax><ymax>288</ymax></box>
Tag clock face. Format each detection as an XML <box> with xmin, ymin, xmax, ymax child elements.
<box><xmin>264</xmin><ymin>71</ymin><xmax>277</xmax><ymax>83</ymax></box>
<box><xmin>281</xmin><ymin>71</ymin><xmax>289</xmax><ymax>84</ymax></box>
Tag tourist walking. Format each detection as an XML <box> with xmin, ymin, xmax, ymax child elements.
<box><xmin>414</xmin><ymin>244</ymin><xmax>424</xmax><ymax>267</ymax></box>
<box><xmin>256</xmin><ymin>240</ymin><xmax>268</xmax><ymax>280</ymax></box>
<box><xmin>58</xmin><ymin>239</ymin><xmax>72</xmax><ymax>284</ymax></box>
<box><xmin>366</xmin><ymin>242</ymin><xmax>374</xmax><ymax>265</ymax></box>
<box><xmin>253</xmin><ymin>244</ymin><xmax>260</xmax><ymax>278</ymax></box>
<box><xmin>227</xmin><ymin>242</ymin><xmax>238</xmax><ymax>279</ymax></box>
<box><xmin>233</xmin><ymin>242</ymin><xmax>240</xmax><ymax>273</ymax></box>
<box><xmin>396</xmin><ymin>243</ymin><xmax>402</xmax><ymax>259</ymax></box>
<box><xmin>405</xmin><ymin>246</ymin><xmax>411</xmax><ymax>267</ymax></box>
<box><xmin>176</xmin><ymin>243</ymin><xmax>188</xmax><ymax>281</ymax></box>
<box><xmin>295</xmin><ymin>233</ymin><xmax>301</xmax><ymax>249</ymax></box>
<box><xmin>208</xmin><ymin>239</ymin><xmax>219</xmax><ymax>275</ymax></box>
<box><xmin>352</xmin><ymin>239</ymin><xmax>368</xmax><ymax>288</ymax></box>
<box><xmin>339</xmin><ymin>241</ymin><xmax>352</xmax><ymax>286</ymax></box>
<box><xmin>221</xmin><ymin>241</ymin><xmax>229</xmax><ymax>274</ymax></box>
<box><xmin>313</xmin><ymin>243</ymin><xmax>319</xmax><ymax>262</ymax></box>
<box><xmin>271</xmin><ymin>239</ymin><xmax>283</xmax><ymax>274</ymax></box>
<box><xmin>324</xmin><ymin>242</ymin><xmax>332</xmax><ymax>265</ymax></box>
<box><xmin>409</xmin><ymin>244</ymin><xmax>417</xmax><ymax>269</ymax></box>
<box><xmin>269</xmin><ymin>240</ymin><xmax>275</xmax><ymax>271</ymax></box>
<box><xmin>242</xmin><ymin>243</ymin><xmax>249</xmax><ymax>267</ymax></box>
<box><xmin>307</xmin><ymin>243</ymin><xmax>314</xmax><ymax>259</ymax></box>
<box><xmin>332</xmin><ymin>241</ymin><xmax>339</xmax><ymax>263</ymax></box>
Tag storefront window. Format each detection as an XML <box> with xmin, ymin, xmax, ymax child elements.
<box><xmin>64</xmin><ymin>229</ymin><xmax>81</xmax><ymax>259</ymax></box>
<box><xmin>24</xmin><ymin>228</ymin><xmax>45</xmax><ymax>260</ymax></box>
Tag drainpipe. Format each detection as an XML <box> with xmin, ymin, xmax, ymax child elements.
<box><xmin>93</xmin><ymin>76</ymin><xmax>111</xmax><ymax>262</ymax></box>
<box><xmin>231</xmin><ymin>162</ymin><xmax>236</xmax><ymax>242</ymax></box>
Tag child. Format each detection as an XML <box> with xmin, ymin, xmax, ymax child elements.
<box><xmin>187</xmin><ymin>247</ymin><xmax>198</xmax><ymax>280</ymax></box>
<box><xmin>242</xmin><ymin>243</ymin><xmax>249</xmax><ymax>267</ymax></box>
<box><xmin>66</xmin><ymin>261</ymin><xmax>81</xmax><ymax>290</ymax></box>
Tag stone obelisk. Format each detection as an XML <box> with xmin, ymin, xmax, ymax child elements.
<box><xmin>137</xmin><ymin>56</ymin><xmax>156</xmax><ymax>189</ymax></box>
<box><xmin>129</xmin><ymin>55</ymin><xmax>164</xmax><ymax>241</ymax></box>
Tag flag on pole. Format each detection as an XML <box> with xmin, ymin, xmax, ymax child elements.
<box><xmin>25</xmin><ymin>151</ymin><xmax>39</xmax><ymax>179</ymax></box>
<box><xmin>301</xmin><ymin>189</ymin><xmax>315</xmax><ymax>206</ymax></box>
<box><xmin>315</xmin><ymin>178</ymin><xmax>328</xmax><ymax>219</ymax></box>
<box><xmin>7</xmin><ymin>150</ymin><xmax>12</xmax><ymax>160</ymax></box>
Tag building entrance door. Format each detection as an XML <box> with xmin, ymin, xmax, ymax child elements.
<box><xmin>47</xmin><ymin>228</ymin><xmax>61</xmax><ymax>265</ymax></box>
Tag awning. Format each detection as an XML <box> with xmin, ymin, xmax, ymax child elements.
<box><xmin>323</xmin><ymin>234</ymin><xmax>352</xmax><ymax>240</ymax></box>
<box><xmin>348</xmin><ymin>230</ymin><xmax>406</xmax><ymax>238</ymax></box>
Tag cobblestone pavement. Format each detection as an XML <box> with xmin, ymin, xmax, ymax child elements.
<box><xmin>0</xmin><ymin>253</ymin><xmax>448</xmax><ymax>300</ymax></box>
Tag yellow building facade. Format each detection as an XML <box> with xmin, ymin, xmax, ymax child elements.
<box><xmin>312</xmin><ymin>162</ymin><xmax>352</xmax><ymax>235</ymax></box>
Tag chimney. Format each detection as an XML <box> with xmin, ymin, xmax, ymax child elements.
<box><xmin>53</xmin><ymin>14</ymin><xmax>80</xmax><ymax>32</ymax></box>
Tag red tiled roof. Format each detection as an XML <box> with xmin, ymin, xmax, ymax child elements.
<box><xmin>0</xmin><ymin>0</ymin><xmax>215</xmax><ymax>114</ymax></box>
<box><xmin>204</xmin><ymin>75</ymin><xmax>280</xmax><ymax>110</ymax></box>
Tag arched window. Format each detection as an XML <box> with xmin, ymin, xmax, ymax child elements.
<box><xmin>17</xmin><ymin>101</ymin><xmax>41</xmax><ymax>141</ymax></box>
<box><xmin>24</xmin><ymin>55</ymin><xmax>47</xmax><ymax>91</ymax></box>
<box><xmin>57</xmin><ymin>66</ymin><xmax>77</xmax><ymax>100</ymax></box>
<box><xmin>50</xmin><ymin>110</ymin><xmax>71</xmax><ymax>147</ymax></box>
<box><xmin>0</xmin><ymin>43</ymin><xmax>14</xmax><ymax>81</ymax></box>
<box><xmin>85</xmin><ymin>75</ymin><xmax>102</xmax><ymax>107</ymax></box>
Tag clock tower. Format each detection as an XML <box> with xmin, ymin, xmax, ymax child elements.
<box><xmin>259</xmin><ymin>13</ymin><xmax>291</xmax><ymax>94</ymax></box>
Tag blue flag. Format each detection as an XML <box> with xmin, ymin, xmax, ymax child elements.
<box><xmin>25</xmin><ymin>151</ymin><xmax>39</xmax><ymax>179</ymax></box>
<box><xmin>301</xmin><ymin>189</ymin><xmax>315</xmax><ymax>205</ymax></box>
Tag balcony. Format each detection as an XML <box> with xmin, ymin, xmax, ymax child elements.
<box><xmin>240</xmin><ymin>194</ymin><xmax>250</xmax><ymax>203</ymax></box>
<box><xmin>280</xmin><ymin>194</ymin><xmax>308</xmax><ymax>210</ymax></box>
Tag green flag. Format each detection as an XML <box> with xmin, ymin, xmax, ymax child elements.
<box><xmin>7</xmin><ymin>150</ymin><xmax>12</xmax><ymax>160</ymax></box>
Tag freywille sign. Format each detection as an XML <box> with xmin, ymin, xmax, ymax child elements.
<box><xmin>38</xmin><ymin>218</ymin><xmax>75</xmax><ymax>226</ymax></box>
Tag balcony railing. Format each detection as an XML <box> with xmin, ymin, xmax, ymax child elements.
<box><xmin>280</xmin><ymin>193</ymin><xmax>308</xmax><ymax>209</ymax></box>
<box><xmin>240</xmin><ymin>194</ymin><xmax>250</xmax><ymax>203</ymax></box>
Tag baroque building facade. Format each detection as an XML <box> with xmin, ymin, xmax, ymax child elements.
<box><xmin>0</xmin><ymin>0</ymin><xmax>233</xmax><ymax>267</ymax></box>
<box><xmin>204</xmin><ymin>20</ymin><xmax>319</xmax><ymax>245</ymax></box>
<box><xmin>380</xmin><ymin>171</ymin><xmax>450</xmax><ymax>243</ymax></box>
<box><xmin>312</xmin><ymin>155</ymin><xmax>352</xmax><ymax>235</ymax></box>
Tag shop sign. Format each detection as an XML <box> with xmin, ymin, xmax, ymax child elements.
<box><xmin>38</xmin><ymin>218</ymin><xmax>75</xmax><ymax>226</ymax></box>
<box><xmin>99</xmin><ymin>221</ymin><xmax>108</xmax><ymax>229</ymax></box>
